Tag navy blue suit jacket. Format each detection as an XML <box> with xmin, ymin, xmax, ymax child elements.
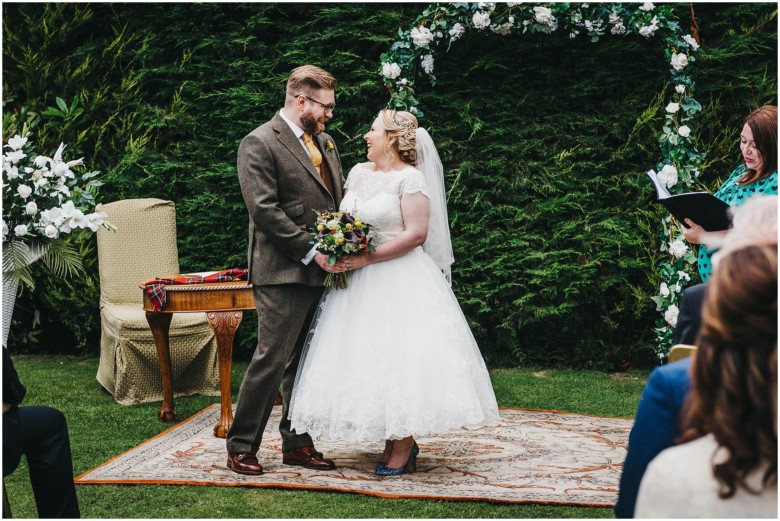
<box><xmin>615</xmin><ymin>357</ymin><xmax>692</xmax><ymax>518</ymax></box>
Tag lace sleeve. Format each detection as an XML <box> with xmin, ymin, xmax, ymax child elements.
<box><xmin>399</xmin><ymin>169</ymin><xmax>430</xmax><ymax>198</ymax></box>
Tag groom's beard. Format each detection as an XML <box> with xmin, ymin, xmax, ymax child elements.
<box><xmin>299</xmin><ymin>112</ymin><xmax>323</xmax><ymax>136</ymax></box>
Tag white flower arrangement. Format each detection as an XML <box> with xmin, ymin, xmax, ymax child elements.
<box><xmin>2</xmin><ymin>133</ymin><xmax>114</xmax><ymax>291</ymax></box>
<box><xmin>379</xmin><ymin>2</ymin><xmax>704</xmax><ymax>359</ymax></box>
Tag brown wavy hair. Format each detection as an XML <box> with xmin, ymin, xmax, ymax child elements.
<box><xmin>285</xmin><ymin>65</ymin><xmax>337</xmax><ymax>100</ymax></box>
<box><xmin>379</xmin><ymin>109</ymin><xmax>419</xmax><ymax>165</ymax></box>
<box><xmin>739</xmin><ymin>105</ymin><xmax>777</xmax><ymax>184</ymax></box>
<box><xmin>680</xmin><ymin>244</ymin><xmax>778</xmax><ymax>498</ymax></box>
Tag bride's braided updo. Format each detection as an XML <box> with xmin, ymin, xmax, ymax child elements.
<box><xmin>380</xmin><ymin>109</ymin><xmax>419</xmax><ymax>165</ymax></box>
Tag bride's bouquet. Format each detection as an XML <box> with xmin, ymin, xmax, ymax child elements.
<box><xmin>310</xmin><ymin>209</ymin><xmax>375</xmax><ymax>289</ymax></box>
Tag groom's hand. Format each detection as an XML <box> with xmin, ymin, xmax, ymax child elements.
<box><xmin>314</xmin><ymin>252</ymin><xmax>347</xmax><ymax>273</ymax></box>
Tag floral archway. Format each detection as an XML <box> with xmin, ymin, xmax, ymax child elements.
<box><xmin>380</xmin><ymin>2</ymin><xmax>703</xmax><ymax>359</ymax></box>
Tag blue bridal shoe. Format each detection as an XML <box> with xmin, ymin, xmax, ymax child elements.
<box><xmin>374</xmin><ymin>442</ymin><xmax>419</xmax><ymax>476</ymax></box>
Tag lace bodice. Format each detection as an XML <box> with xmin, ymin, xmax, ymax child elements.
<box><xmin>340</xmin><ymin>163</ymin><xmax>429</xmax><ymax>245</ymax></box>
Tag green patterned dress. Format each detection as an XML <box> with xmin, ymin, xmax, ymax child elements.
<box><xmin>697</xmin><ymin>164</ymin><xmax>778</xmax><ymax>281</ymax></box>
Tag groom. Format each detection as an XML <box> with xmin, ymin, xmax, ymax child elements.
<box><xmin>227</xmin><ymin>65</ymin><xmax>346</xmax><ymax>475</ymax></box>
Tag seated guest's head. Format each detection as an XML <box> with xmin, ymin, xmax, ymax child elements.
<box><xmin>682</xmin><ymin>242</ymin><xmax>777</xmax><ymax>498</ymax></box>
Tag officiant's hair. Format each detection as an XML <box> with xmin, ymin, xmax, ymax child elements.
<box><xmin>741</xmin><ymin>105</ymin><xmax>777</xmax><ymax>183</ymax></box>
<box><xmin>285</xmin><ymin>65</ymin><xmax>337</xmax><ymax>100</ymax></box>
<box><xmin>380</xmin><ymin>110</ymin><xmax>419</xmax><ymax>165</ymax></box>
<box><xmin>681</xmin><ymin>242</ymin><xmax>777</xmax><ymax>499</ymax></box>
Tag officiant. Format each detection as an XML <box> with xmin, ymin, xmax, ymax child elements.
<box><xmin>681</xmin><ymin>105</ymin><xmax>777</xmax><ymax>283</ymax></box>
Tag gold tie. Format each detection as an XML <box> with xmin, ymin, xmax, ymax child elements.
<box><xmin>302</xmin><ymin>133</ymin><xmax>322</xmax><ymax>175</ymax></box>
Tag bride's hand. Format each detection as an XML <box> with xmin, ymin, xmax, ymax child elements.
<box><xmin>339</xmin><ymin>254</ymin><xmax>371</xmax><ymax>271</ymax></box>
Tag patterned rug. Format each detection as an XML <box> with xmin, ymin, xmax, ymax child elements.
<box><xmin>76</xmin><ymin>405</ymin><xmax>631</xmax><ymax>507</ymax></box>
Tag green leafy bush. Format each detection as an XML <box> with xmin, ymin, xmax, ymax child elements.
<box><xmin>2</xmin><ymin>3</ymin><xmax>776</xmax><ymax>368</ymax></box>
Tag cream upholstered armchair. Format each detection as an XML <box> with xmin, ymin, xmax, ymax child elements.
<box><xmin>95</xmin><ymin>198</ymin><xmax>219</xmax><ymax>404</ymax></box>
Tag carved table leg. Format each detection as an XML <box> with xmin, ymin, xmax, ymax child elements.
<box><xmin>145</xmin><ymin>311</ymin><xmax>178</xmax><ymax>423</ymax></box>
<box><xmin>206</xmin><ymin>311</ymin><xmax>242</xmax><ymax>438</ymax></box>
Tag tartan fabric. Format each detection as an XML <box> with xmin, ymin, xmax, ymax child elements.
<box><xmin>144</xmin><ymin>268</ymin><xmax>248</xmax><ymax>312</ymax></box>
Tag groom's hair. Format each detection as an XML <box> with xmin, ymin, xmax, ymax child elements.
<box><xmin>285</xmin><ymin>65</ymin><xmax>337</xmax><ymax>101</ymax></box>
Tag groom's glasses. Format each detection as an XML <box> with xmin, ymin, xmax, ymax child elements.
<box><xmin>298</xmin><ymin>94</ymin><xmax>336</xmax><ymax>113</ymax></box>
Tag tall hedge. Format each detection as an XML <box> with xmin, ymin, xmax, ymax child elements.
<box><xmin>3</xmin><ymin>3</ymin><xmax>776</xmax><ymax>368</ymax></box>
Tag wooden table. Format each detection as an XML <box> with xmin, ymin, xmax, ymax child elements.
<box><xmin>140</xmin><ymin>279</ymin><xmax>254</xmax><ymax>438</ymax></box>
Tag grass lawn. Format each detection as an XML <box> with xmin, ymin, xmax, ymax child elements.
<box><xmin>5</xmin><ymin>356</ymin><xmax>648</xmax><ymax>518</ymax></box>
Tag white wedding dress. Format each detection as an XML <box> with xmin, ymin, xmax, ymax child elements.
<box><xmin>288</xmin><ymin>163</ymin><xmax>500</xmax><ymax>443</ymax></box>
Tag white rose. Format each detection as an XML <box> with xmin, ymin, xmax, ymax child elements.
<box><xmin>639</xmin><ymin>2</ymin><xmax>655</xmax><ymax>11</ymax></box>
<box><xmin>683</xmin><ymin>34</ymin><xmax>700</xmax><ymax>50</ymax></box>
<box><xmin>421</xmin><ymin>54</ymin><xmax>434</xmax><ymax>74</ymax></box>
<box><xmin>670</xmin><ymin>52</ymin><xmax>688</xmax><ymax>71</ymax></box>
<box><xmin>658</xmin><ymin>164</ymin><xmax>679</xmax><ymax>188</ymax></box>
<box><xmin>7</xmin><ymin>135</ymin><xmax>28</xmax><ymax>151</ymax></box>
<box><xmin>410</xmin><ymin>25</ymin><xmax>434</xmax><ymax>48</ymax></box>
<box><xmin>675</xmin><ymin>84</ymin><xmax>686</xmax><ymax>94</ymax></box>
<box><xmin>507</xmin><ymin>1</ymin><xmax>519</xmax><ymax>6</ymax></box>
<box><xmin>638</xmin><ymin>16</ymin><xmax>659</xmax><ymax>37</ymax></box>
<box><xmin>382</xmin><ymin>62</ymin><xmax>402</xmax><ymax>80</ymax></box>
<box><xmin>2</xmin><ymin>220</ymin><xmax>8</xmax><ymax>239</ymax></box>
<box><xmin>508</xmin><ymin>15</ymin><xmax>514</xmax><ymax>24</ymax></box>
<box><xmin>664</xmin><ymin>305</ymin><xmax>679</xmax><ymax>327</ymax></box>
<box><xmin>44</xmin><ymin>224</ymin><xmax>59</xmax><ymax>239</ymax></box>
<box><xmin>472</xmin><ymin>11</ymin><xmax>491</xmax><ymax>29</ymax></box>
<box><xmin>677</xmin><ymin>270</ymin><xmax>691</xmax><ymax>282</ymax></box>
<box><xmin>14</xmin><ymin>224</ymin><xmax>28</xmax><ymax>237</ymax></box>
<box><xmin>399</xmin><ymin>78</ymin><xmax>408</xmax><ymax>85</ymax></box>
<box><xmin>34</xmin><ymin>156</ymin><xmax>49</xmax><ymax>169</ymax></box>
<box><xmin>665</xmin><ymin>102</ymin><xmax>680</xmax><ymax>113</ymax></box>
<box><xmin>478</xmin><ymin>2</ymin><xmax>495</xmax><ymax>12</ymax></box>
<box><xmin>17</xmin><ymin>184</ymin><xmax>33</xmax><ymax>199</ymax></box>
<box><xmin>25</xmin><ymin>201</ymin><xmax>38</xmax><ymax>215</ymax></box>
<box><xmin>659</xmin><ymin>282</ymin><xmax>670</xmax><ymax>297</ymax></box>
<box><xmin>534</xmin><ymin>6</ymin><xmax>555</xmax><ymax>24</ymax></box>
<box><xmin>678</xmin><ymin>125</ymin><xmax>691</xmax><ymax>138</ymax></box>
<box><xmin>449</xmin><ymin>22</ymin><xmax>465</xmax><ymax>41</ymax></box>
<box><xmin>669</xmin><ymin>240</ymin><xmax>688</xmax><ymax>259</ymax></box>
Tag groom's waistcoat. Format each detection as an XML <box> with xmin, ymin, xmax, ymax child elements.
<box><xmin>237</xmin><ymin>113</ymin><xmax>344</xmax><ymax>286</ymax></box>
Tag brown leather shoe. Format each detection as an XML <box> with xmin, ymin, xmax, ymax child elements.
<box><xmin>227</xmin><ymin>453</ymin><xmax>264</xmax><ymax>475</ymax></box>
<box><xmin>282</xmin><ymin>447</ymin><xmax>336</xmax><ymax>470</ymax></box>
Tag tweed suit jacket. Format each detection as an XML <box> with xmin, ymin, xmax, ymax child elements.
<box><xmin>237</xmin><ymin>112</ymin><xmax>344</xmax><ymax>286</ymax></box>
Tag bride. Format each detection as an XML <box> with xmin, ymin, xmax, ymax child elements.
<box><xmin>288</xmin><ymin>109</ymin><xmax>499</xmax><ymax>476</ymax></box>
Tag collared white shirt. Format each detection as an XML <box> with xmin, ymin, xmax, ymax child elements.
<box><xmin>279</xmin><ymin>109</ymin><xmax>312</xmax><ymax>157</ymax></box>
<box><xmin>278</xmin><ymin>109</ymin><xmax>319</xmax><ymax>266</ymax></box>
